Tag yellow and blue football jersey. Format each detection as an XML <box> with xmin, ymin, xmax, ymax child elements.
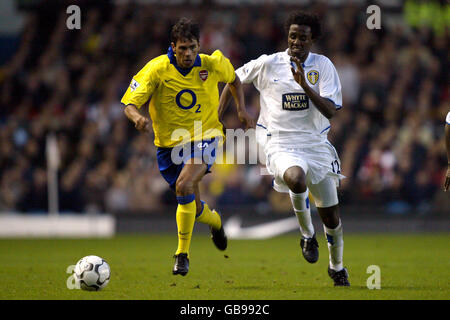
<box><xmin>121</xmin><ymin>47</ymin><xmax>236</xmax><ymax>148</ymax></box>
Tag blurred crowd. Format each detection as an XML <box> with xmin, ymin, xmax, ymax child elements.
<box><xmin>0</xmin><ymin>1</ymin><xmax>448</xmax><ymax>215</ymax></box>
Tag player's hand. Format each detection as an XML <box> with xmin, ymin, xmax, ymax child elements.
<box><xmin>444</xmin><ymin>166</ymin><xmax>450</xmax><ymax>191</ymax></box>
<box><xmin>134</xmin><ymin>116</ymin><xmax>150</xmax><ymax>132</ymax></box>
<box><xmin>238</xmin><ymin>110</ymin><xmax>256</xmax><ymax>130</ymax></box>
<box><xmin>290</xmin><ymin>56</ymin><xmax>307</xmax><ymax>88</ymax></box>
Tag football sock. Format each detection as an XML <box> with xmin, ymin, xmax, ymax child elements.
<box><xmin>323</xmin><ymin>220</ymin><xmax>344</xmax><ymax>271</ymax></box>
<box><xmin>289</xmin><ymin>189</ymin><xmax>315</xmax><ymax>238</ymax></box>
<box><xmin>175</xmin><ymin>194</ymin><xmax>197</xmax><ymax>257</ymax></box>
<box><xmin>195</xmin><ymin>200</ymin><xmax>222</xmax><ymax>230</ymax></box>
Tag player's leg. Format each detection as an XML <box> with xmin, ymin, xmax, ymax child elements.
<box><xmin>317</xmin><ymin>204</ymin><xmax>342</xmax><ymax>271</ymax></box>
<box><xmin>318</xmin><ymin>205</ymin><xmax>349</xmax><ymax>286</ymax></box>
<box><xmin>172</xmin><ymin>161</ymin><xmax>207</xmax><ymax>276</ymax></box>
<box><xmin>282</xmin><ymin>166</ymin><xmax>318</xmax><ymax>263</ymax></box>
<box><xmin>193</xmin><ymin>184</ymin><xmax>220</xmax><ymax>229</ymax></box>
<box><xmin>191</xmin><ymin>137</ymin><xmax>226</xmax><ymax>249</ymax></box>
<box><xmin>194</xmin><ymin>184</ymin><xmax>227</xmax><ymax>250</ymax></box>
<box><xmin>309</xmin><ymin>178</ymin><xmax>349</xmax><ymax>286</ymax></box>
<box><xmin>283</xmin><ymin>166</ymin><xmax>315</xmax><ymax>239</ymax></box>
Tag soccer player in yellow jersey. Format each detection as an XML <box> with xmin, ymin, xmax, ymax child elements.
<box><xmin>121</xmin><ymin>18</ymin><xmax>255</xmax><ymax>276</ymax></box>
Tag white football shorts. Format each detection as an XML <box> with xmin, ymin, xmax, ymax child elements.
<box><xmin>265</xmin><ymin>141</ymin><xmax>345</xmax><ymax>208</ymax></box>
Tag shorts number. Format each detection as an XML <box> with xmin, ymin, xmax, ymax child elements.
<box><xmin>331</xmin><ymin>160</ymin><xmax>341</xmax><ymax>174</ymax></box>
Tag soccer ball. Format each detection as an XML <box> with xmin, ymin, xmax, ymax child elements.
<box><xmin>74</xmin><ymin>255</ymin><xmax>111</xmax><ymax>291</ymax></box>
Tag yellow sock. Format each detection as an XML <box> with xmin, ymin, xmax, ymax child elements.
<box><xmin>196</xmin><ymin>201</ymin><xmax>222</xmax><ymax>230</ymax></box>
<box><xmin>175</xmin><ymin>195</ymin><xmax>196</xmax><ymax>257</ymax></box>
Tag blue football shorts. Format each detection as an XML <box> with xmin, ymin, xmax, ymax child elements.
<box><xmin>156</xmin><ymin>138</ymin><xmax>218</xmax><ymax>191</ymax></box>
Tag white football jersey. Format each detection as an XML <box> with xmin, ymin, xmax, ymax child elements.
<box><xmin>446</xmin><ymin>111</ymin><xmax>450</xmax><ymax>124</ymax></box>
<box><xmin>236</xmin><ymin>49</ymin><xmax>342</xmax><ymax>148</ymax></box>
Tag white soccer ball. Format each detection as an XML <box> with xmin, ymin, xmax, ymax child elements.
<box><xmin>74</xmin><ymin>255</ymin><xmax>111</xmax><ymax>291</ymax></box>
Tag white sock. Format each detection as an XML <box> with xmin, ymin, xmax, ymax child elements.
<box><xmin>323</xmin><ymin>220</ymin><xmax>344</xmax><ymax>271</ymax></box>
<box><xmin>289</xmin><ymin>189</ymin><xmax>314</xmax><ymax>238</ymax></box>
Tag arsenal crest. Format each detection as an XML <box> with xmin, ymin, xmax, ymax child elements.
<box><xmin>199</xmin><ymin>70</ymin><xmax>208</xmax><ymax>81</ymax></box>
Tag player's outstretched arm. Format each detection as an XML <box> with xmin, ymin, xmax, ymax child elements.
<box><xmin>124</xmin><ymin>104</ymin><xmax>150</xmax><ymax>132</ymax></box>
<box><xmin>218</xmin><ymin>83</ymin><xmax>233</xmax><ymax>122</ymax></box>
<box><xmin>444</xmin><ymin>123</ymin><xmax>450</xmax><ymax>191</ymax></box>
<box><xmin>224</xmin><ymin>74</ymin><xmax>255</xmax><ymax>130</ymax></box>
<box><xmin>290</xmin><ymin>56</ymin><xmax>337</xmax><ymax>119</ymax></box>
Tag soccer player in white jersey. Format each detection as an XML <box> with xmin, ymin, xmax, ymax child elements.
<box><xmin>444</xmin><ymin>111</ymin><xmax>450</xmax><ymax>191</ymax></box>
<box><xmin>220</xmin><ymin>11</ymin><xmax>350</xmax><ymax>286</ymax></box>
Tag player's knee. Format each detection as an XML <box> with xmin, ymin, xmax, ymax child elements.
<box><xmin>175</xmin><ymin>178</ymin><xmax>194</xmax><ymax>196</ymax></box>
<box><xmin>284</xmin><ymin>168</ymin><xmax>307</xmax><ymax>193</ymax></box>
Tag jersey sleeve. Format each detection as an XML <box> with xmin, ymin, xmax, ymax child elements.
<box><xmin>121</xmin><ymin>60</ymin><xmax>159</xmax><ymax>108</ymax></box>
<box><xmin>446</xmin><ymin>112</ymin><xmax>450</xmax><ymax>125</ymax></box>
<box><xmin>235</xmin><ymin>54</ymin><xmax>267</xmax><ymax>88</ymax></box>
<box><xmin>319</xmin><ymin>57</ymin><xmax>343</xmax><ymax>110</ymax></box>
<box><xmin>209</xmin><ymin>50</ymin><xmax>236</xmax><ymax>84</ymax></box>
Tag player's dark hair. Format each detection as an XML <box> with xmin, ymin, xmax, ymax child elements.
<box><xmin>170</xmin><ymin>18</ymin><xmax>200</xmax><ymax>44</ymax></box>
<box><xmin>284</xmin><ymin>11</ymin><xmax>322</xmax><ymax>40</ymax></box>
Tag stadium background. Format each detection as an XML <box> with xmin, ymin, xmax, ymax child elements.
<box><xmin>0</xmin><ymin>0</ymin><xmax>448</xmax><ymax>236</ymax></box>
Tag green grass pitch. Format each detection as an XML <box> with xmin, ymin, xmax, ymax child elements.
<box><xmin>0</xmin><ymin>233</ymin><xmax>448</xmax><ymax>300</ymax></box>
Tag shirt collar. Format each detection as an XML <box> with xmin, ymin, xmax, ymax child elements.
<box><xmin>167</xmin><ymin>47</ymin><xmax>201</xmax><ymax>76</ymax></box>
<box><xmin>284</xmin><ymin>49</ymin><xmax>314</xmax><ymax>68</ymax></box>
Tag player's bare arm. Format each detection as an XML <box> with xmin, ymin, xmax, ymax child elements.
<box><xmin>444</xmin><ymin>123</ymin><xmax>450</xmax><ymax>191</ymax></box>
<box><xmin>290</xmin><ymin>56</ymin><xmax>336</xmax><ymax>119</ymax></box>
<box><xmin>124</xmin><ymin>104</ymin><xmax>150</xmax><ymax>132</ymax></box>
<box><xmin>288</xmin><ymin>23</ymin><xmax>337</xmax><ymax>119</ymax></box>
<box><xmin>219</xmin><ymin>75</ymin><xmax>255</xmax><ymax>130</ymax></box>
<box><xmin>229</xmin><ymin>75</ymin><xmax>255</xmax><ymax>129</ymax></box>
<box><xmin>218</xmin><ymin>83</ymin><xmax>232</xmax><ymax>120</ymax></box>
